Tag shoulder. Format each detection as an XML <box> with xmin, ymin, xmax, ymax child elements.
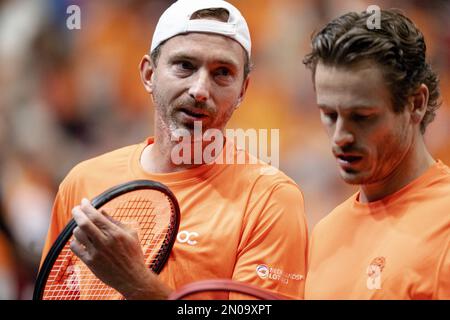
<box><xmin>227</xmin><ymin>153</ymin><xmax>306</xmax><ymax>223</ymax></box>
<box><xmin>414</xmin><ymin>160</ymin><xmax>450</xmax><ymax>196</ymax></box>
<box><xmin>73</xmin><ymin>144</ymin><xmax>140</xmax><ymax>173</ymax></box>
<box><xmin>311</xmin><ymin>194</ymin><xmax>356</xmax><ymax>236</ymax></box>
<box><xmin>58</xmin><ymin>143</ymin><xmax>143</xmax><ymax>198</ymax></box>
<box><xmin>230</xmin><ymin>148</ymin><xmax>302</xmax><ymax>193</ymax></box>
<box><xmin>68</xmin><ymin>143</ymin><xmax>139</xmax><ymax>178</ymax></box>
<box><xmin>233</xmin><ymin>163</ymin><xmax>304</xmax><ymax>208</ymax></box>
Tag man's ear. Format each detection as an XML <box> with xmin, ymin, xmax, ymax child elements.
<box><xmin>139</xmin><ymin>54</ymin><xmax>154</xmax><ymax>94</ymax></box>
<box><xmin>235</xmin><ymin>76</ymin><xmax>250</xmax><ymax>109</ymax></box>
<box><xmin>409</xmin><ymin>84</ymin><xmax>429</xmax><ymax>124</ymax></box>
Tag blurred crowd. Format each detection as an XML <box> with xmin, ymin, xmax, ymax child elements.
<box><xmin>0</xmin><ymin>0</ymin><xmax>449</xmax><ymax>299</ymax></box>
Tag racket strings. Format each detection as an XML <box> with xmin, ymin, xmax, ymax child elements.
<box><xmin>42</xmin><ymin>190</ymin><xmax>175</xmax><ymax>300</ymax></box>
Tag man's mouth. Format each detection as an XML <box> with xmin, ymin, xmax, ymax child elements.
<box><xmin>334</xmin><ymin>153</ymin><xmax>364</xmax><ymax>170</ymax></box>
<box><xmin>179</xmin><ymin>107</ymin><xmax>208</xmax><ymax>119</ymax></box>
<box><xmin>336</xmin><ymin>154</ymin><xmax>363</xmax><ymax>163</ymax></box>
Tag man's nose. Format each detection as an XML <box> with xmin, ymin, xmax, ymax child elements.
<box><xmin>333</xmin><ymin>118</ymin><xmax>355</xmax><ymax>147</ymax></box>
<box><xmin>188</xmin><ymin>69</ymin><xmax>210</xmax><ymax>103</ymax></box>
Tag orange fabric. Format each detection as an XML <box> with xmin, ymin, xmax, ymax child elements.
<box><xmin>305</xmin><ymin>161</ymin><xmax>450</xmax><ymax>300</ymax></box>
<box><xmin>41</xmin><ymin>137</ymin><xmax>308</xmax><ymax>299</ymax></box>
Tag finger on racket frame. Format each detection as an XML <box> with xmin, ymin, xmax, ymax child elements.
<box><xmin>33</xmin><ymin>180</ymin><xmax>180</xmax><ymax>300</ymax></box>
<box><xmin>168</xmin><ymin>279</ymin><xmax>289</xmax><ymax>300</ymax></box>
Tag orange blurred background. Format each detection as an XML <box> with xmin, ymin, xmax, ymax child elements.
<box><xmin>0</xmin><ymin>0</ymin><xmax>448</xmax><ymax>299</ymax></box>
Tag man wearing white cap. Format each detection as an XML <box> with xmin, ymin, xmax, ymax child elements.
<box><xmin>40</xmin><ymin>0</ymin><xmax>308</xmax><ymax>299</ymax></box>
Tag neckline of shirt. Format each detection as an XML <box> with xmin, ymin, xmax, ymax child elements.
<box><xmin>350</xmin><ymin>160</ymin><xmax>447</xmax><ymax>213</ymax></box>
<box><xmin>129</xmin><ymin>136</ymin><xmax>234</xmax><ymax>187</ymax></box>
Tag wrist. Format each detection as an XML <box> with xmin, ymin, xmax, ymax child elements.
<box><xmin>122</xmin><ymin>270</ymin><xmax>173</xmax><ymax>300</ymax></box>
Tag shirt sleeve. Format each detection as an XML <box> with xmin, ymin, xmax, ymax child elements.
<box><xmin>39</xmin><ymin>186</ymin><xmax>72</xmax><ymax>269</ymax></box>
<box><xmin>230</xmin><ymin>181</ymin><xmax>308</xmax><ymax>300</ymax></box>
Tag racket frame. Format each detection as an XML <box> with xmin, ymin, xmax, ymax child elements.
<box><xmin>168</xmin><ymin>279</ymin><xmax>288</xmax><ymax>300</ymax></box>
<box><xmin>33</xmin><ymin>179</ymin><xmax>180</xmax><ymax>300</ymax></box>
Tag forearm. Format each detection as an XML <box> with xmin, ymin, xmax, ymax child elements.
<box><xmin>121</xmin><ymin>269</ymin><xmax>173</xmax><ymax>300</ymax></box>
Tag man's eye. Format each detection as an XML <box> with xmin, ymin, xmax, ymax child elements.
<box><xmin>352</xmin><ymin>114</ymin><xmax>372</xmax><ymax>121</ymax></box>
<box><xmin>176</xmin><ymin>61</ymin><xmax>194</xmax><ymax>70</ymax></box>
<box><xmin>323</xmin><ymin>111</ymin><xmax>337</xmax><ymax>122</ymax></box>
<box><xmin>215</xmin><ymin>67</ymin><xmax>231</xmax><ymax>77</ymax></box>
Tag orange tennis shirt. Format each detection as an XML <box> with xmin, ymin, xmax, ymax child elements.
<box><xmin>41</xmin><ymin>137</ymin><xmax>308</xmax><ymax>299</ymax></box>
<box><xmin>305</xmin><ymin>160</ymin><xmax>450</xmax><ymax>299</ymax></box>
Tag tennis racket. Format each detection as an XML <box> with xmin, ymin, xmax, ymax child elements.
<box><xmin>34</xmin><ymin>180</ymin><xmax>180</xmax><ymax>300</ymax></box>
<box><xmin>168</xmin><ymin>279</ymin><xmax>288</xmax><ymax>300</ymax></box>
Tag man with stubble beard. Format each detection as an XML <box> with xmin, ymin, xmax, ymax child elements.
<box><xmin>40</xmin><ymin>0</ymin><xmax>308</xmax><ymax>300</ymax></box>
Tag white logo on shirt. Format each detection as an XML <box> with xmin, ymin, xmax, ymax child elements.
<box><xmin>255</xmin><ymin>264</ymin><xmax>303</xmax><ymax>284</ymax></box>
<box><xmin>177</xmin><ymin>230</ymin><xmax>199</xmax><ymax>246</ymax></box>
<box><xmin>256</xmin><ymin>264</ymin><xmax>269</xmax><ymax>279</ymax></box>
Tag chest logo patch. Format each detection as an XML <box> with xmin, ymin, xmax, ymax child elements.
<box><xmin>366</xmin><ymin>256</ymin><xmax>386</xmax><ymax>290</ymax></box>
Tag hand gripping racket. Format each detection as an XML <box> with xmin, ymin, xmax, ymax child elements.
<box><xmin>34</xmin><ymin>180</ymin><xmax>180</xmax><ymax>300</ymax></box>
<box><xmin>168</xmin><ymin>279</ymin><xmax>288</xmax><ymax>300</ymax></box>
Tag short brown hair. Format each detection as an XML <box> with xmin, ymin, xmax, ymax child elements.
<box><xmin>151</xmin><ymin>8</ymin><xmax>252</xmax><ymax>78</ymax></box>
<box><xmin>303</xmin><ymin>9</ymin><xmax>441</xmax><ymax>133</ymax></box>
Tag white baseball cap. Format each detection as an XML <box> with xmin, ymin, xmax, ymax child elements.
<box><xmin>151</xmin><ymin>0</ymin><xmax>251</xmax><ymax>57</ymax></box>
